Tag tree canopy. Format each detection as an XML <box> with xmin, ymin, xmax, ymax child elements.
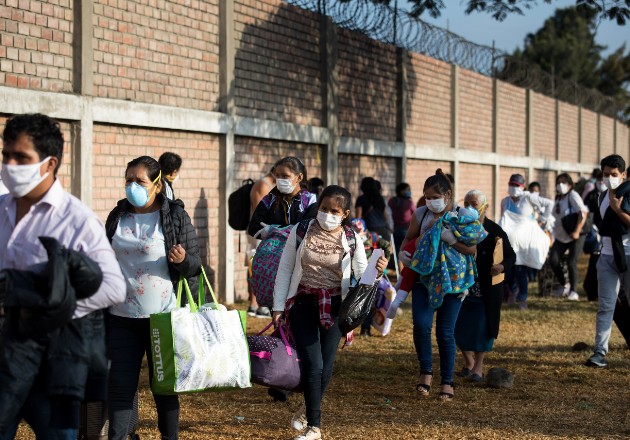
<box><xmin>509</xmin><ymin>6</ymin><xmax>629</xmax><ymax>119</ymax></box>
<box><xmin>401</xmin><ymin>0</ymin><xmax>630</xmax><ymax>24</ymax></box>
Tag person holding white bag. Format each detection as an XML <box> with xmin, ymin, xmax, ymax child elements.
<box><xmin>272</xmin><ymin>185</ymin><xmax>387</xmax><ymax>440</ymax></box>
<box><xmin>104</xmin><ymin>155</ymin><xmax>201</xmax><ymax>440</ymax></box>
<box><xmin>500</xmin><ymin>174</ymin><xmax>554</xmax><ymax>310</ymax></box>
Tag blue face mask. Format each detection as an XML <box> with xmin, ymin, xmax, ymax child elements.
<box><xmin>126</xmin><ymin>182</ymin><xmax>152</xmax><ymax>208</ymax></box>
<box><xmin>403</xmin><ymin>191</ymin><xmax>412</xmax><ymax>199</ymax></box>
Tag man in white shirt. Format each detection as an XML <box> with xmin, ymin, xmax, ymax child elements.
<box><xmin>586</xmin><ymin>154</ymin><xmax>630</xmax><ymax>368</ymax></box>
<box><xmin>0</xmin><ymin>113</ymin><xmax>125</xmax><ymax>438</ymax></box>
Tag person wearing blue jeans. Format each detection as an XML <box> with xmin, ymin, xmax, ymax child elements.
<box><xmin>412</xmin><ymin>283</ymin><xmax>463</xmax><ymax>399</ymax></box>
<box><xmin>586</xmin><ymin>154</ymin><xmax>630</xmax><ymax>368</ymax></box>
<box><xmin>508</xmin><ymin>265</ymin><xmax>529</xmax><ymax>304</ymax></box>
<box><xmin>390</xmin><ymin>170</ymin><xmax>477</xmax><ymax>401</ymax></box>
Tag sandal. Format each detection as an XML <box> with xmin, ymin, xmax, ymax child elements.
<box><xmin>415</xmin><ymin>372</ymin><xmax>432</xmax><ymax>398</ymax></box>
<box><xmin>438</xmin><ymin>382</ymin><xmax>454</xmax><ymax>402</ymax></box>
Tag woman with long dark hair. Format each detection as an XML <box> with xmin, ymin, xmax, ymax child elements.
<box><xmin>273</xmin><ymin>185</ymin><xmax>387</xmax><ymax>440</ymax></box>
<box><xmin>355</xmin><ymin>177</ymin><xmax>392</xmax><ymax>238</ymax></box>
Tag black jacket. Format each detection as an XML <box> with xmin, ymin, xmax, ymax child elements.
<box><xmin>0</xmin><ymin>238</ymin><xmax>105</xmax><ymax>432</ymax></box>
<box><xmin>595</xmin><ymin>183</ymin><xmax>630</xmax><ymax>272</ymax></box>
<box><xmin>105</xmin><ymin>195</ymin><xmax>202</xmax><ymax>292</ymax></box>
<box><xmin>247</xmin><ymin>189</ymin><xmax>318</xmax><ymax>237</ymax></box>
<box><xmin>476</xmin><ymin>218</ymin><xmax>516</xmax><ymax>339</ymax></box>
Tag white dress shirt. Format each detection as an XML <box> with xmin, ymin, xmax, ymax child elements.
<box><xmin>0</xmin><ymin>180</ymin><xmax>126</xmax><ymax>318</ymax></box>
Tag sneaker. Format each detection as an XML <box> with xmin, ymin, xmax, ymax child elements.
<box><xmin>552</xmin><ymin>284</ymin><xmax>570</xmax><ymax>298</ymax></box>
<box><xmin>293</xmin><ymin>426</ymin><xmax>321</xmax><ymax>440</ymax></box>
<box><xmin>246</xmin><ymin>306</ymin><xmax>257</xmax><ymax>317</ymax></box>
<box><xmin>518</xmin><ymin>301</ymin><xmax>528</xmax><ymax>310</ymax></box>
<box><xmin>566</xmin><ymin>291</ymin><xmax>580</xmax><ymax>301</ymax></box>
<box><xmin>359</xmin><ymin>327</ymin><xmax>371</xmax><ymax>337</ymax></box>
<box><xmin>255</xmin><ymin>306</ymin><xmax>271</xmax><ymax>318</ymax></box>
<box><xmin>585</xmin><ymin>353</ymin><xmax>607</xmax><ymax>368</ymax></box>
<box><xmin>291</xmin><ymin>404</ymin><xmax>307</xmax><ymax>431</ymax></box>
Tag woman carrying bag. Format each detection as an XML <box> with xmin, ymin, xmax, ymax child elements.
<box><xmin>549</xmin><ymin>173</ymin><xmax>589</xmax><ymax>301</ymax></box>
<box><xmin>104</xmin><ymin>156</ymin><xmax>201</xmax><ymax>440</ymax></box>
<box><xmin>272</xmin><ymin>185</ymin><xmax>388</xmax><ymax>440</ymax></box>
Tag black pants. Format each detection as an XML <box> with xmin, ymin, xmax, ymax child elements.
<box><xmin>106</xmin><ymin>314</ymin><xmax>179</xmax><ymax>440</ymax></box>
<box><xmin>289</xmin><ymin>295</ymin><xmax>342</xmax><ymax>428</ymax></box>
<box><xmin>549</xmin><ymin>236</ymin><xmax>585</xmax><ymax>292</ymax></box>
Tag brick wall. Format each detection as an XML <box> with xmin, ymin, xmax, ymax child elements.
<box><xmin>558</xmin><ymin>102</ymin><xmax>579</xmax><ymax>163</ymax></box>
<box><xmin>458</xmin><ymin>163</ymin><xmax>495</xmax><ymax>219</ymax></box>
<box><xmin>618</xmin><ymin>124</ymin><xmax>630</xmax><ymax>159</ymax></box>
<box><xmin>580</xmin><ymin>109</ymin><xmax>598</xmax><ymax>164</ymax></box>
<box><xmin>0</xmin><ymin>114</ymin><xmax>72</xmax><ymax>189</ymax></box>
<box><xmin>337</xmin><ymin>29</ymin><xmax>397</xmax><ymax>141</ymax></box>
<box><xmin>406</xmin><ymin>53</ymin><xmax>451</xmax><ymax>147</ymax></box>
<box><xmin>532</xmin><ymin>92</ymin><xmax>556</xmax><ymax>161</ymax></box>
<box><xmin>93</xmin><ymin>0</ymin><xmax>219</xmax><ymax>110</ymax></box>
<box><xmin>231</xmin><ymin>137</ymin><xmax>324</xmax><ymax>300</ymax></box>
<box><xmin>496</xmin><ymin>82</ymin><xmax>526</xmax><ymax>157</ymax></box>
<box><xmin>234</xmin><ymin>0</ymin><xmax>322</xmax><ymax>125</ymax></box>
<box><xmin>338</xmin><ymin>154</ymin><xmax>398</xmax><ymax>210</ymax></box>
<box><xmin>458</xmin><ymin>69</ymin><xmax>493</xmax><ymax>151</ymax></box>
<box><xmin>405</xmin><ymin>159</ymin><xmax>452</xmax><ymax>205</ymax></box>
<box><xmin>600</xmin><ymin>116</ymin><xmax>614</xmax><ymax>158</ymax></box>
<box><xmin>91</xmin><ymin>124</ymin><xmax>220</xmax><ymax>279</ymax></box>
<box><xmin>532</xmin><ymin>169</ymin><xmax>557</xmax><ymax>199</ymax></box>
<box><xmin>0</xmin><ymin>0</ymin><xmax>73</xmax><ymax>92</ymax></box>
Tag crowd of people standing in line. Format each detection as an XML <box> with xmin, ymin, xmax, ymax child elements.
<box><xmin>0</xmin><ymin>112</ymin><xmax>627</xmax><ymax>440</ymax></box>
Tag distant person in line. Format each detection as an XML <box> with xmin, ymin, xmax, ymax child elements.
<box><xmin>549</xmin><ymin>173</ymin><xmax>589</xmax><ymax>301</ymax></box>
<box><xmin>581</xmin><ymin>168</ymin><xmax>602</xmax><ymax>200</ymax></box>
<box><xmin>528</xmin><ymin>181</ymin><xmax>541</xmax><ymax>194</ymax></box>
<box><xmin>246</xmin><ymin>166</ymin><xmax>276</xmax><ymax>318</ymax></box>
<box><xmin>500</xmin><ymin>173</ymin><xmax>554</xmax><ymax>309</ymax></box>
<box><xmin>388</xmin><ymin>182</ymin><xmax>415</xmax><ymax>255</ymax></box>
<box><xmin>308</xmin><ymin>177</ymin><xmax>325</xmax><ymax>200</ymax></box>
<box><xmin>586</xmin><ymin>154</ymin><xmax>630</xmax><ymax>369</ymax></box>
<box><xmin>158</xmin><ymin>152</ymin><xmax>182</xmax><ymax>201</ymax></box>
<box><xmin>355</xmin><ymin>177</ymin><xmax>391</xmax><ymax>239</ymax></box>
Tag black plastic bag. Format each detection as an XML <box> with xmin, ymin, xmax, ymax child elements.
<box><xmin>338</xmin><ymin>281</ymin><xmax>379</xmax><ymax>334</ymax></box>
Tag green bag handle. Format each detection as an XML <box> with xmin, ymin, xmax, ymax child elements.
<box><xmin>198</xmin><ymin>266</ymin><xmax>219</xmax><ymax>305</ymax></box>
<box><xmin>175</xmin><ymin>267</ymin><xmax>219</xmax><ymax>313</ymax></box>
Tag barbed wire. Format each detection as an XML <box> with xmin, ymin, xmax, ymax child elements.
<box><xmin>286</xmin><ymin>0</ymin><xmax>626</xmax><ymax>119</ymax></box>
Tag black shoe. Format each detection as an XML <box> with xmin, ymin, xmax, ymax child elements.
<box><xmin>359</xmin><ymin>328</ymin><xmax>371</xmax><ymax>337</ymax></box>
<box><xmin>268</xmin><ymin>388</ymin><xmax>292</xmax><ymax>402</ymax></box>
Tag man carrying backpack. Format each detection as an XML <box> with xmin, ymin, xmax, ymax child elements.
<box><xmin>586</xmin><ymin>154</ymin><xmax>630</xmax><ymax>368</ymax></box>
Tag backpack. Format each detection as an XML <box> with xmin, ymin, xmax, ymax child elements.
<box><xmin>249</xmin><ymin>220</ymin><xmax>357</xmax><ymax>309</ymax></box>
<box><xmin>228</xmin><ymin>179</ymin><xmax>254</xmax><ymax>230</ymax></box>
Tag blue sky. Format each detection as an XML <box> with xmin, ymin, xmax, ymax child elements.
<box><xmin>407</xmin><ymin>0</ymin><xmax>629</xmax><ymax>56</ymax></box>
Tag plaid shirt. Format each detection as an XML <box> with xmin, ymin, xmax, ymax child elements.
<box><xmin>285</xmin><ymin>284</ymin><xmax>341</xmax><ymax>329</ymax></box>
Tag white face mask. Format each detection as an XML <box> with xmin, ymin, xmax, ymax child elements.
<box><xmin>276</xmin><ymin>178</ymin><xmax>296</xmax><ymax>194</ymax></box>
<box><xmin>556</xmin><ymin>183</ymin><xmax>569</xmax><ymax>195</ymax></box>
<box><xmin>596</xmin><ymin>181</ymin><xmax>607</xmax><ymax>192</ymax></box>
<box><xmin>317</xmin><ymin>211</ymin><xmax>343</xmax><ymax>231</ymax></box>
<box><xmin>603</xmin><ymin>176</ymin><xmax>621</xmax><ymax>190</ymax></box>
<box><xmin>509</xmin><ymin>186</ymin><xmax>524</xmax><ymax>198</ymax></box>
<box><xmin>0</xmin><ymin>156</ymin><xmax>51</xmax><ymax>198</ymax></box>
<box><xmin>426</xmin><ymin>197</ymin><xmax>446</xmax><ymax>213</ymax></box>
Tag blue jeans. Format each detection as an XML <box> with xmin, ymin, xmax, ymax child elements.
<box><xmin>594</xmin><ymin>254</ymin><xmax>630</xmax><ymax>356</ymax></box>
<box><xmin>0</xmin><ymin>385</ymin><xmax>77</xmax><ymax>440</ymax></box>
<box><xmin>412</xmin><ymin>283</ymin><xmax>463</xmax><ymax>384</ymax></box>
<box><xmin>508</xmin><ymin>265</ymin><xmax>529</xmax><ymax>303</ymax></box>
<box><xmin>289</xmin><ymin>295</ymin><xmax>343</xmax><ymax>428</ymax></box>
